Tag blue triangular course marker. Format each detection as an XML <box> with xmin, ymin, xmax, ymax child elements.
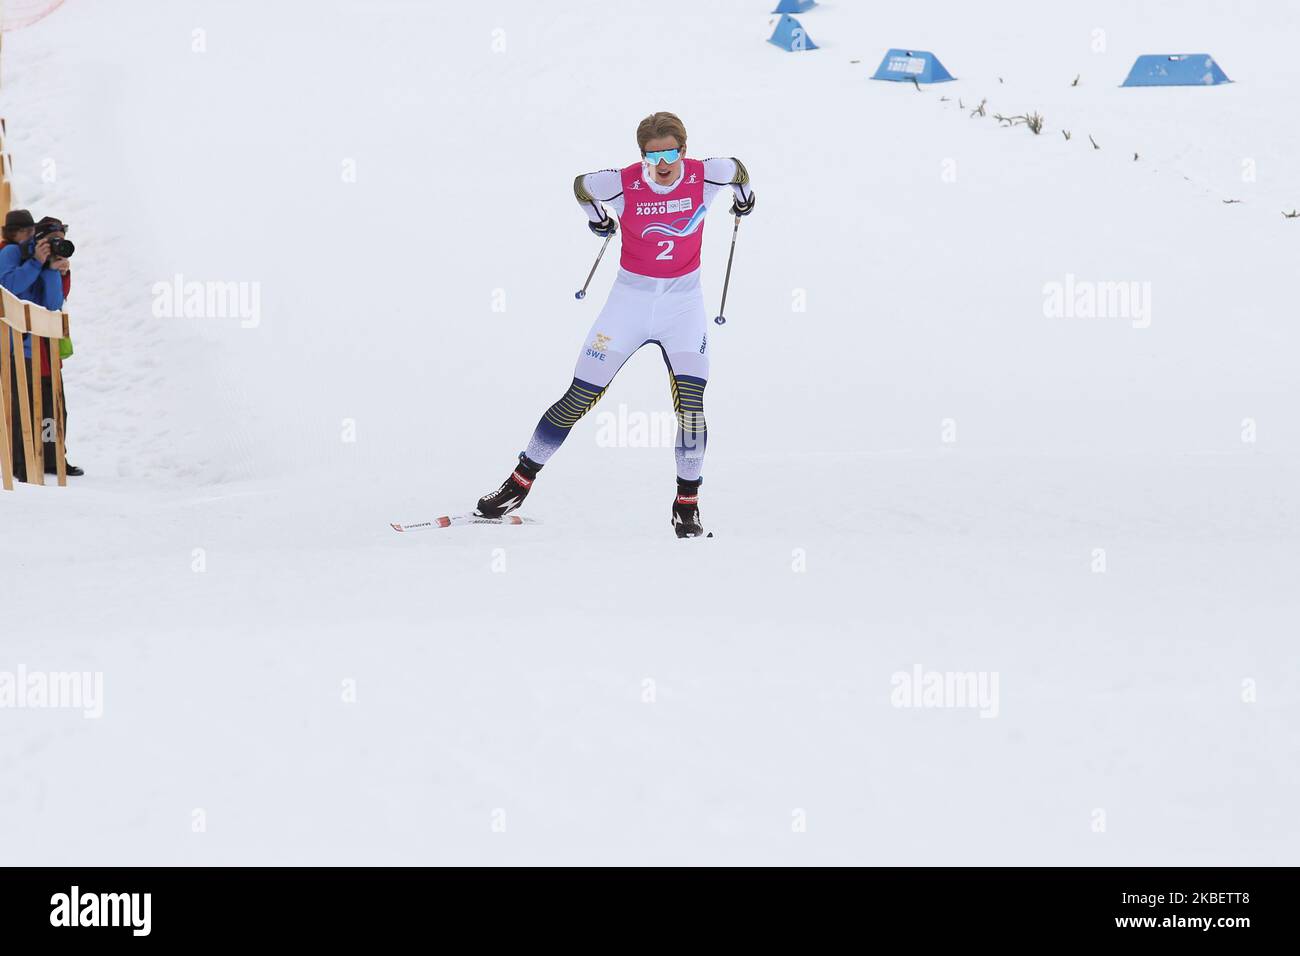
<box><xmin>772</xmin><ymin>0</ymin><xmax>817</xmax><ymax>12</ymax></box>
<box><xmin>1121</xmin><ymin>54</ymin><xmax>1231</xmax><ymax>87</ymax></box>
<box><xmin>870</xmin><ymin>48</ymin><xmax>955</xmax><ymax>83</ymax></box>
<box><xmin>768</xmin><ymin>14</ymin><xmax>817</xmax><ymax>52</ymax></box>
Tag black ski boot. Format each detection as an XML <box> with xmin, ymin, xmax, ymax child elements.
<box><xmin>671</xmin><ymin>476</ymin><xmax>705</xmax><ymax>538</ymax></box>
<box><xmin>476</xmin><ymin>453</ymin><xmax>542</xmax><ymax>518</ymax></box>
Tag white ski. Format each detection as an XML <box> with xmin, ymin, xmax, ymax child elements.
<box><xmin>390</xmin><ymin>514</ymin><xmax>541</xmax><ymax>532</ymax></box>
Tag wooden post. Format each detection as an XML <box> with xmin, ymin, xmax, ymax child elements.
<box><xmin>26</xmin><ymin>308</ymin><xmax>44</xmax><ymax>485</ymax></box>
<box><xmin>0</xmin><ymin>157</ymin><xmax>10</xmax><ymax>220</ymax></box>
<box><xmin>9</xmin><ymin>325</ymin><xmax>35</xmax><ymax>483</ymax></box>
<box><xmin>49</xmin><ymin>332</ymin><xmax>66</xmax><ymax>487</ymax></box>
<box><xmin>0</xmin><ymin>326</ymin><xmax>12</xmax><ymax>491</ymax></box>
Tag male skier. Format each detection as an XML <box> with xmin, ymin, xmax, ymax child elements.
<box><xmin>475</xmin><ymin>111</ymin><xmax>755</xmax><ymax>537</ymax></box>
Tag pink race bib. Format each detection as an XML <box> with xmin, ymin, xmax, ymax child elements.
<box><xmin>618</xmin><ymin>158</ymin><xmax>707</xmax><ymax>278</ymax></box>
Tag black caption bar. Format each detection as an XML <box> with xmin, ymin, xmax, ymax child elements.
<box><xmin>0</xmin><ymin>867</ymin><xmax>1290</xmax><ymax>943</ymax></box>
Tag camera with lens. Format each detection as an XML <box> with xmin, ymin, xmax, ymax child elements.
<box><xmin>20</xmin><ymin>215</ymin><xmax>75</xmax><ymax>261</ymax></box>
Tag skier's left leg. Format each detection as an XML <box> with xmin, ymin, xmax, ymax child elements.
<box><xmin>476</xmin><ymin>278</ymin><xmax>652</xmax><ymax>517</ymax></box>
<box><xmin>653</xmin><ymin>285</ymin><xmax>710</xmax><ymax>537</ymax></box>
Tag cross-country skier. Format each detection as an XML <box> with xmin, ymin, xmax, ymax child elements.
<box><xmin>474</xmin><ymin>111</ymin><xmax>755</xmax><ymax>537</ymax></box>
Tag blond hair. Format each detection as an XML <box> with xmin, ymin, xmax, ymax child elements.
<box><xmin>636</xmin><ymin>112</ymin><xmax>687</xmax><ymax>153</ymax></box>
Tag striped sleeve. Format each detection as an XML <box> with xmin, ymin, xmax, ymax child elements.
<box><xmin>703</xmin><ymin>156</ymin><xmax>753</xmax><ymax>202</ymax></box>
<box><xmin>574</xmin><ymin>168</ymin><xmax>624</xmax><ymax>221</ymax></box>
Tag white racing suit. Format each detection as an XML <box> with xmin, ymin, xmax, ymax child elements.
<box><xmin>524</xmin><ymin>157</ymin><xmax>752</xmax><ymax>482</ymax></box>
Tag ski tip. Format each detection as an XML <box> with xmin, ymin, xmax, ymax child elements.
<box><xmin>391</xmin><ymin>519</ymin><xmax>445</xmax><ymax>533</ymax></box>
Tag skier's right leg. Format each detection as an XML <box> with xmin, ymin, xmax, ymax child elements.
<box><xmin>476</xmin><ymin>278</ymin><xmax>652</xmax><ymax>517</ymax></box>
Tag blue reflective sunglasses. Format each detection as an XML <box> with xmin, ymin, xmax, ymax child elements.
<box><xmin>643</xmin><ymin>147</ymin><xmax>681</xmax><ymax>165</ymax></box>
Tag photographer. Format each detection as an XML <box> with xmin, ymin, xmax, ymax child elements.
<box><xmin>1</xmin><ymin>212</ymin><xmax>81</xmax><ymax>478</ymax></box>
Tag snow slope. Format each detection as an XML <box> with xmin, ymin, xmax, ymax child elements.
<box><xmin>1</xmin><ymin>0</ymin><xmax>1297</xmax><ymax>865</ymax></box>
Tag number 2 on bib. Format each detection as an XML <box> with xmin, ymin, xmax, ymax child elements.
<box><xmin>656</xmin><ymin>240</ymin><xmax>675</xmax><ymax>261</ymax></box>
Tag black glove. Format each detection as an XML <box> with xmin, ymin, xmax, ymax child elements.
<box><xmin>588</xmin><ymin>215</ymin><xmax>618</xmax><ymax>238</ymax></box>
<box><xmin>730</xmin><ymin>191</ymin><xmax>756</xmax><ymax>217</ymax></box>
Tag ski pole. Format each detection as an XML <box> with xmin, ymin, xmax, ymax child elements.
<box><xmin>713</xmin><ymin>216</ymin><xmax>741</xmax><ymax>325</ymax></box>
<box><xmin>575</xmin><ymin>235</ymin><xmax>612</xmax><ymax>300</ymax></box>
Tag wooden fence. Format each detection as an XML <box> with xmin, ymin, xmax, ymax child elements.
<box><xmin>0</xmin><ymin>92</ymin><xmax>74</xmax><ymax>489</ymax></box>
<box><xmin>1</xmin><ymin>286</ymin><xmax>70</xmax><ymax>488</ymax></box>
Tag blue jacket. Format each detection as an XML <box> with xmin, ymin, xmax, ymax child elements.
<box><xmin>0</xmin><ymin>243</ymin><xmax>65</xmax><ymax>359</ymax></box>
